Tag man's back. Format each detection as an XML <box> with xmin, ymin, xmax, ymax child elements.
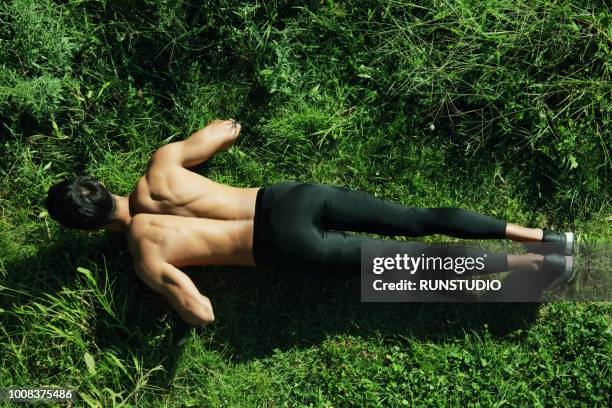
<box><xmin>131</xmin><ymin>165</ymin><xmax>259</xmax><ymax>220</ymax></box>
<box><xmin>128</xmin><ymin>213</ymin><xmax>256</xmax><ymax>268</ymax></box>
<box><xmin>129</xmin><ymin>119</ymin><xmax>260</xmax><ymax>221</ymax></box>
<box><xmin>126</xmin><ymin>212</ymin><xmax>257</xmax><ymax>326</ymax></box>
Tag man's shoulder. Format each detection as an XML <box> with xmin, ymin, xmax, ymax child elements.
<box><xmin>126</xmin><ymin>213</ymin><xmax>157</xmax><ymax>250</ymax></box>
<box><xmin>148</xmin><ymin>142</ymin><xmax>184</xmax><ymax>173</ymax></box>
<box><xmin>127</xmin><ymin>214</ymin><xmax>166</xmax><ymax>277</ymax></box>
<box><xmin>142</xmin><ymin>146</ymin><xmax>191</xmax><ymax>200</ymax></box>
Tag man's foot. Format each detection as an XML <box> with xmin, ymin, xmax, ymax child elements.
<box><xmin>541</xmin><ymin>254</ymin><xmax>575</xmax><ymax>290</ymax></box>
<box><xmin>543</xmin><ymin>230</ymin><xmax>574</xmax><ymax>255</ymax></box>
<box><xmin>524</xmin><ymin>230</ymin><xmax>574</xmax><ymax>255</ymax></box>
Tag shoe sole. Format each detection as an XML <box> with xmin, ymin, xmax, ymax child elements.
<box><xmin>564</xmin><ymin>232</ymin><xmax>574</xmax><ymax>255</ymax></box>
<box><xmin>547</xmin><ymin>256</ymin><xmax>575</xmax><ymax>289</ymax></box>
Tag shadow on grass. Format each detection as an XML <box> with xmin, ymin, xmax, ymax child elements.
<box><xmin>2</xmin><ymin>234</ymin><xmax>540</xmax><ymax>387</ymax></box>
<box><xmin>188</xmin><ymin>266</ymin><xmax>541</xmax><ymax>362</ymax></box>
<box><xmin>0</xmin><ymin>233</ymin><xmax>189</xmax><ymax>386</ymax></box>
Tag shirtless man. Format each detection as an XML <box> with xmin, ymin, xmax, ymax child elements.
<box><xmin>45</xmin><ymin>119</ymin><xmax>574</xmax><ymax>326</ymax></box>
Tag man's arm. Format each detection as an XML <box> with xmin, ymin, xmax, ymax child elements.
<box><xmin>152</xmin><ymin>119</ymin><xmax>241</xmax><ymax>169</ymax></box>
<box><xmin>136</xmin><ymin>259</ymin><xmax>215</xmax><ymax>326</ymax></box>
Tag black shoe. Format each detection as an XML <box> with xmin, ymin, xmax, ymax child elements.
<box><xmin>542</xmin><ymin>254</ymin><xmax>575</xmax><ymax>289</ymax></box>
<box><xmin>524</xmin><ymin>230</ymin><xmax>574</xmax><ymax>255</ymax></box>
<box><xmin>543</xmin><ymin>230</ymin><xmax>574</xmax><ymax>255</ymax></box>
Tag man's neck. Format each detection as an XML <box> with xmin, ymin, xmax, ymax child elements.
<box><xmin>105</xmin><ymin>195</ymin><xmax>132</xmax><ymax>233</ymax></box>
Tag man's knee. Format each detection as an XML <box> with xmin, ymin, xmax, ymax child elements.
<box><xmin>408</xmin><ymin>207</ymin><xmax>437</xmax><ymax>234</ymax></box>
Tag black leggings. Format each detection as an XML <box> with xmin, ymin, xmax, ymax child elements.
<box><xmin>252</xmin><ymin>183</ymin><xmax>508</xmax><ymax>274</ymax></box>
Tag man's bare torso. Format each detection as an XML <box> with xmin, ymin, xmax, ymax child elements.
<box><xmin>119</xmin><ymin>119</ymin><xmax>262</xmax><ymax>325</ymax></box>
<box><xmin>128</xmin><ymin>214</ymin><xmax>256</xmax><ymax>267</ymax></box>
<box><xmin>126</xmin><ymin>120</ymin><xmax>260</xmax><ymax>268</ymax></box>
<box><xmin>131</xmin><ymin>166</ymin><xmax>260</xmax><ymax>221</ymax></box>
<box><xmin>129</xmin><ymin>173</ymin><xmax>260</xmax><ymax>267</ymax></box>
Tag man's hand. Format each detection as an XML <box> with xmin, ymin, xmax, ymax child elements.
<box><xmin>139</xmin><ymin>262</ymin><xmax>215</xmax><ymax>326</ymax></box>
<box><xmin>201</xmin><ymin>119</ymin><xmax>241</xmax><ymax>151</ymax></box>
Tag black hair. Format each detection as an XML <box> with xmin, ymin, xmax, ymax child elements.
<box><xmin>45</xmin><ymin>176</ymin><xmax>116</xmax><ymax>230</ymax></box>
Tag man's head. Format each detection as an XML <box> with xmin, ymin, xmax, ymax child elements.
<box><xmin>46</xmin><ymin>176</ymin><xmax>116</xmax><ymax>230</ymax></box>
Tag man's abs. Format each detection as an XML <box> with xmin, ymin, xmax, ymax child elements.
<box><xmin>131</xmin><ymin>166</ymin><xmax>260</xmax><ymax>220</ymax></box>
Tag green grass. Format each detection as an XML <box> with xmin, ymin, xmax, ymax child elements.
<box><xmin>0</xmin><ymin>0</ymin><xmax>610</xmax><ymax>406</ymax></box>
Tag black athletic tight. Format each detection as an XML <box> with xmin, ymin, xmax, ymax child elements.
<box><xmin>252</xmin><ymin>183</ymin><xmax>508</xmax><ymax>274</ymax></box>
